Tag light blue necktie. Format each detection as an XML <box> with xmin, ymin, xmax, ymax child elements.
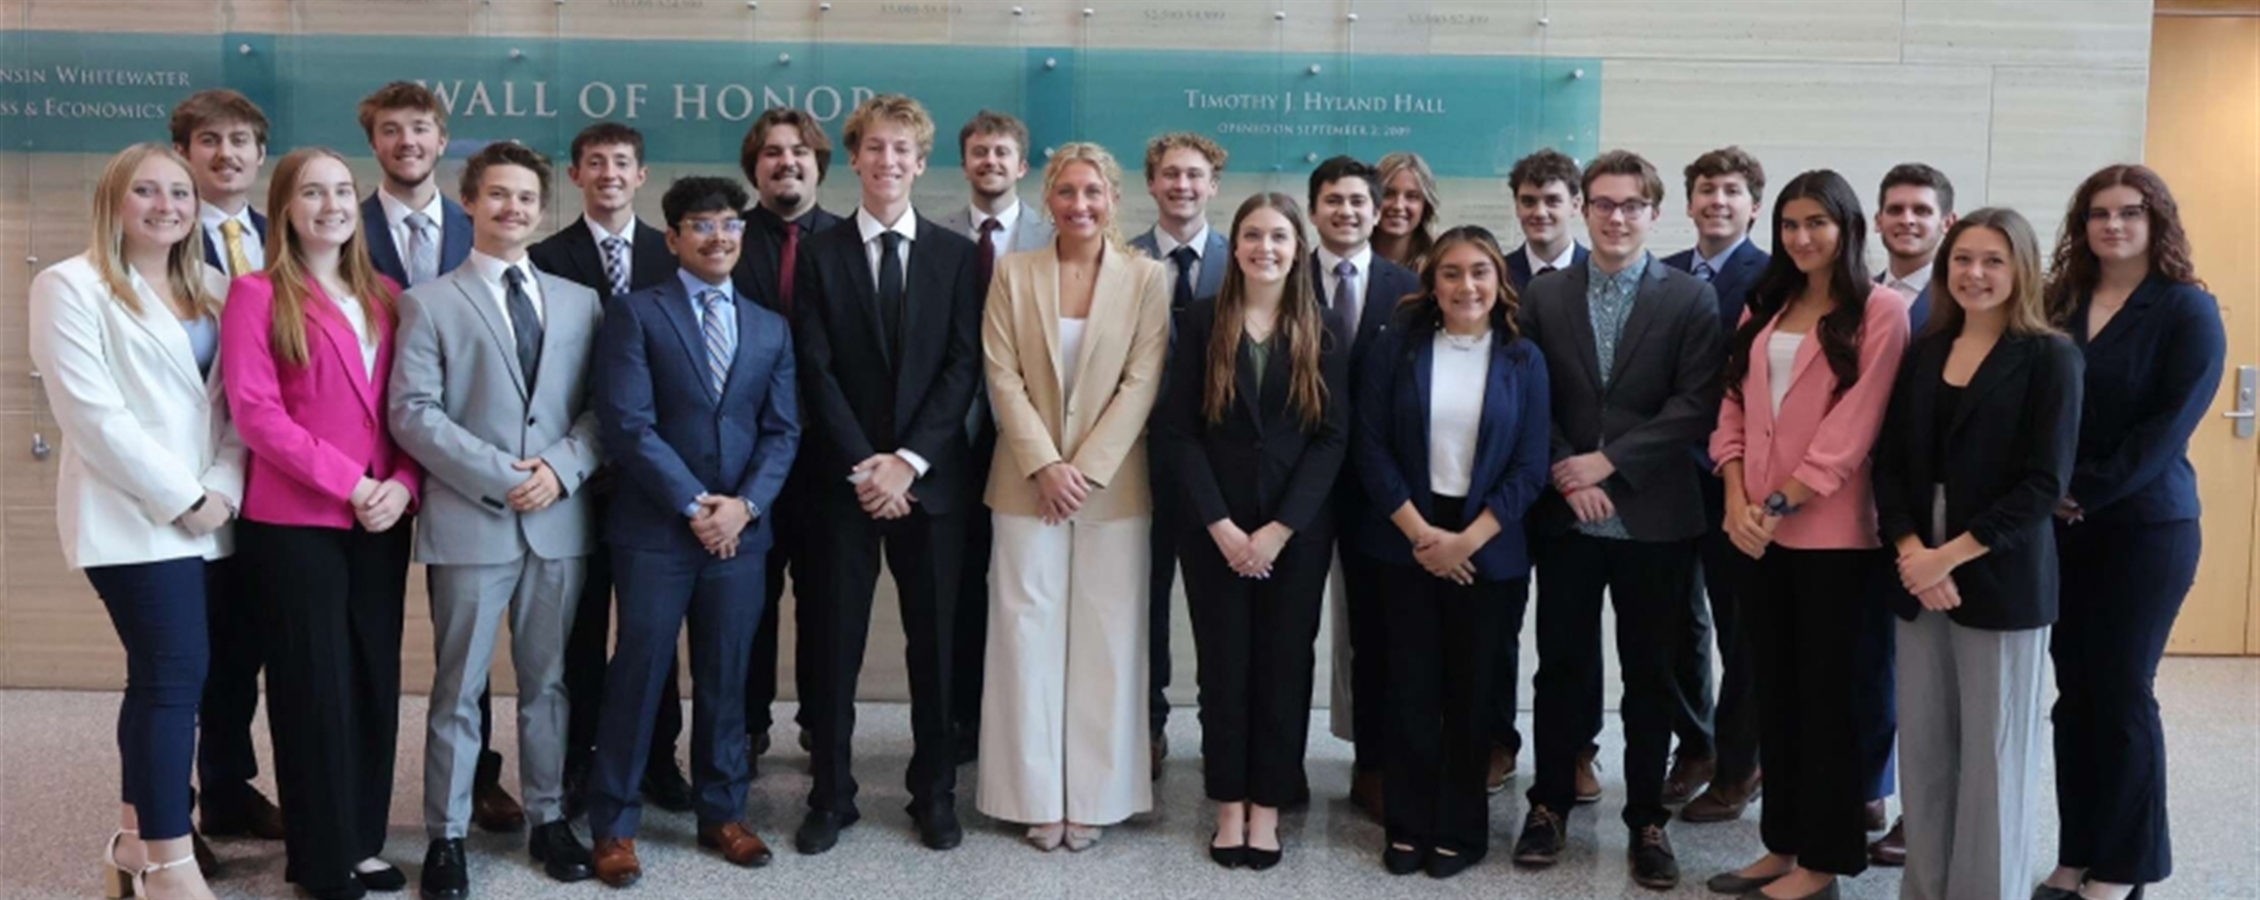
<box><xmin>405</xmin><ymin>211</ymin><xmax>439</xmax><ymax>286</ymax></box>
<box><xmin>700</xmin><ymin>289</ymin><xmax>733</xmax><ymax>396</ymax></box>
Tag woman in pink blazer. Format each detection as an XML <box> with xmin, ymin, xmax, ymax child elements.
<box><xmin>1704</xmin><ymin>170</ymin><xmax>1908</xmax><ymax>900</ymax></box>
<box><xmin>221</xmin><ymin>147</ymin><xmax>420</xmax><ymax>900</ymax></box>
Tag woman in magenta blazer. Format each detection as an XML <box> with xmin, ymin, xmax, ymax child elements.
<box><xmin>1704</xmin><ymin>170</ymin><xmax>1908</xmax><ymax>900</ymax></box>
<box><xmin>221</xmin><ymin>147</ymin><xmax>420</xmax><ymax>900</ymax></box>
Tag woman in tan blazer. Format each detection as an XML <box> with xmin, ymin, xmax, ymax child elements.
<box><xmin>977</xmin><ymin>142</ymin><xmax>1171</xmax><ymax>851</ymax></box>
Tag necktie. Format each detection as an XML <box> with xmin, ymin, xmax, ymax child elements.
<box><xmin>977</xmin><ymin>218</ymin><xmax>1002</xmax><ymax>296</ymax></box>
<box><xmin>1333</xmin><ymin>259</ymin><xmax>1360</xmax><ymax>317</ymax></box>
<box><xmin>405</xmin><ymin>211</ymin><xmax>439</xmax><ymax>286</ymax></box>
<box><xmin>600</xmin><ymin>236</ymin><xmax>630</xmax><ymax>299</ymax></box>
<box><xmin>878</xmin><ymin>231</ymin><xmax>906</xmax><ymax>362</ymax></box>
<box><xmin>1168</xmin><ymin>246</ymin><xmax>1197</xmax><ymax>314</ymax></box>
<box><xmin>1538</xmin><ymin>264</ymin><xmax>1557</xmax><ymax>277</ymax></box>
<box><xmin>700</xmin><ymin>288</ymin><xmax>733</xmax><ymax>396</ymax></box>
<box><xmin>503</xmin><ymin>267</ymin><xmax>544</xmax><ymax>391</ymax></box>
<box><xmin>218</xmin><ymin>219</ymin><xmax>253</xmax><ymax>276</ymax></box>
<box><xmin>1694</xmin><ymin>260</ymin><xmax>1716</xmax><ymax>282</ymax></box>
<box><xmin>777</xmin><ymin>220</ymin><xmax>802</xmax><ymax>316</ymax></box>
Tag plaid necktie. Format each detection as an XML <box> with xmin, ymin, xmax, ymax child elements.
<box><xmin>601</xmin><ymin>236</ymin><xmax>630</xmax><ymax>298</ymax></box>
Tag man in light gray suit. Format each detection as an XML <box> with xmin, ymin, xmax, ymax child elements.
<box><xmin>937</xmin><ymin>110</ymin><xmax>1056</xmax><ymax>764</ymax></box>
<box><xmin>389</xmin><ymin>142</ymin><xmax>605</xmax><ymax>898</ymax></box>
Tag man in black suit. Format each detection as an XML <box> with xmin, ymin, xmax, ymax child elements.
<box><xmin>1307</xmin><ymin>155</ymin><xmax>1422</xmax><ymax>819</ymax></box>
<box><xmin>789</xmin><ymin>95</ymin><xmax>983</xmax><ymax>856</ymax></box>
<box><xmin>1660</xmin><ymin>146</ymin><xmax>1773</xmax><ymax>826</ymax></box>
<box><xmin>1505</xmin><ymin>149</ymin><xmax>1592</xmax><ymax>293</ymax></box>
<box><xmin>170</xmin><ymin>87</ymin><xmax>286</xmax><ymax>846</ymax></box>
<box><xmin>528</xmin><ymin>121</ymin><xmax>697</xmax><ymax>818</ymax></box>
<box><xmin>728</xmin><ymin>107</ymin><xmax>844</xmax><ymax>769</ymax></box>
<box><xmin>1511</xmin><ymin>151</ymin><xmax>1724</xmax><ymax>891</ymax></box>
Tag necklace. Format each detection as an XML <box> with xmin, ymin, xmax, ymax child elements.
<box><xmin>1440</xmin><ymin>329</ymin><xmax>1489</xmax><ymax>351</ymax></box>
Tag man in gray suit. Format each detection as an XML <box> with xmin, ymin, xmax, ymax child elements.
<box><xmin>1509</xmin><ymin>150</ymin><xmax>1724</xmax><ymax>891</ymax></box>
<box><xmin>937</xmin><ymin>110</ymin><xmax>1055</xmax><ymax>764</ymax></box>
<box><xmin>390</xmin><ymin>141</ymin><xmax>606</xmax><ymax>898</ymax></box>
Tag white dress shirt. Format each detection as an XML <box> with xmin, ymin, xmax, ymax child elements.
<box><xmin>854</xmin><ymin>205</ymin><xmax>932</xmax><ymax>477</ymax></box>
<box><xmin>465</xmin><ymin>249</ymin><xmax>546</xmax><ymax>344</ymax></box>
<box><xmin>330</xmin><ymin>291</ymin><xmax>378</xmax><ymax>380</ymax></box>
<box><xmin>1881</xmin><ymin>259</ymin><xmax>1933</xmax><ymax>302</ymax></box>
<box><xmin>1525</xmin><ymin>242</ymin><xmax>1577</xmax><ymax>277</ymax></box>
<box><xmin>1154</xmin><ymin>221</ymin><xmax>1212</xmax><ymax>289</ymax></box>
<box><xmin>1316</xmin><ymin>245</ymin><xmax>1375</xmax><ymax>341</ymax></box>
<box><xmin>971</xmin><ymin>199</ymin><xmax>1024</xmax><ymax>263</ymax></box>
<box><xmin>199</xmin><ymin>201</ymin><xmax>265</xmax><ymax>276</ymax></box>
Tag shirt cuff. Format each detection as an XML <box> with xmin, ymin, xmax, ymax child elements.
<box><xmin>895</xmin><ymin>449</ymin><xmax>931</xmax><ymax>478</ymax></box>
<box><xmin>682</xmin><ymin>500</ymin><xmax>703</xmax><ymax>518</ymax></box>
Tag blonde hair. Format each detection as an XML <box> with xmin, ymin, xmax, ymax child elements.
<box><xmin>1375</xmin><ymin>151</ymin><xmax>1443</xmax><ymax>270</ymax></box>
<box><xmin>87</xmin><ymin>142</ymin><xmax>218</xmax><ymax>319</ymax></box>
<box><xmin>841</xmin><ymin>94</ymin><xmax>935</xmax><ymax>160</ymax></box>
<box><xmin>1040</xmin><ymin>142</ymin><xmax>1133</xmax><ymax>256</ymax></box>
<box><xmin>261</xmin><ymin>147</ymin><xmax>397</xmax><ymax>367</ymax></box>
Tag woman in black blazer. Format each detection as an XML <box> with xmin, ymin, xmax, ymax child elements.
<box><xmin>1351</xmin><ymin>225</ymin><xmax>1551</xmax><ymax>879</ymax></box>
<box><xmin>1872</xmin><ymin>208</ymin><xmax>2080</xmax><ymax>900</ymax></box>
<box><xmin>1152</xmin><ymin>192</ymin><xmax>1347</xmax><ymax>870</ymax></box>
<box><xmin>2032</xmin><ymin>166</ymin><xmax>2224</xmax><ymax>900</ymax></box>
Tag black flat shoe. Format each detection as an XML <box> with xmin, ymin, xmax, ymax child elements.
<box><xmin>300</xmin><ymin>878</ymin><xmax>367</xmax><ymax>900</ymax></box>
<box><xmin>2032</xmin><ymin>885</ymin><xmax>2079</xmax><ymax>900</ymax></box>
<box><xmin>1208</xmin><ymin>833</ymin><xmax>1245</xmax><ymax>870</ymax></box>
<box><xmin>1245</xmin><ymin>844</ymin><xmax>1282</xmax><ymax>871</ymax></box>
<box><xmin>1382</xmin><ymin>844</ymin><xmax>1424</xmax><ymax>875</ymax></box>
<box><xmin>1426</xmin><ymin>849</ymin><xmax>1479</xmax><ymax>879</ymax></box>
<box><xmin>354</xmin><ymin>862</ymin><xmax>406</xmax><ymax>893</ymax></box>
<box><xmin>1708</xmin><ymin>869</ymin><xmax>1787</xmax><ymax>895</ymax></box>
<box><xmin>1738</xmin><ymin>876</ymin><xmax>1838</xmax><ymax>900</ymax></box>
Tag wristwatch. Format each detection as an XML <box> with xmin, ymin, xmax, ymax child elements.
<box><xmin>1762</xmin><ymin>490</ymin><xmax>1800</xmax><ymax>517</ymax></box>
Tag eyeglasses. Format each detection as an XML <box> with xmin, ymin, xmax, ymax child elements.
<box><xmin>683</xmin><ymin>218</ymin><xmax>746</xmax><ymax>237</ymax></box>
<box><xmin>2085</xmin><ymin>205</ymin><xmax>2148</xmax><ymax>225</ymax></box>
<box><xmin>1587</xmin><ymin>198</ymin><xmax>1653</xmax><ymax>220</ymax></box>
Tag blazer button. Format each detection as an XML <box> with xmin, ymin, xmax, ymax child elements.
<box><xmin>528</xmin><ymin>417</ymin><xmax>538</xmax><ymax>427</ymax></box>
<box><xmin>365</xmin><ymin>415</ymin><xmax>375</xmax><ymax>428</ymax></box>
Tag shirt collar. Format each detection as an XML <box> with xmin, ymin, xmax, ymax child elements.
<box><xmin>585</xmin><ymin>215</ymin><xmax>632</xmax><ymax>247</ymax></box>
<box><xmin>1315</xmin><ymin>245</ymin><xmax>1372</xmax><ymax>279</ymax></box>
<box><xmin>1695</xmin><ymin>236</ymin><xmax>1747</xmax><ymax>275</ymax></box>
<box><xmin>678</xmin><ymin>268</ymin><xmax>735</xmax><ymax>304</ymax></box>
<box><xmin>467</xmin><ymin>249</ymin><xmax>536</xmax><ymax>292</ymax></box>
<box><xmin>199</xmin><ymin>201</ymin><xmax>253</xmax><ymax>233</ymax></box>
<box><xmin>1589</xmin><ymin>252</ymin><xmax>1651</xmax><ymax>292</ymax></box>
<box><xmin>857</xmin><ymin>205</ymin><xmax>919</xmax><ymax>245</ymax></box>
<box><xmin>376</xmin><ymin>186</ymin><xmax>445</xmax><ymax>232</ymax></box>
<box><xmin>973</xmin><ymin>199</ymin><xmax>1022</xmax><ymax>235</ymax></box>
<box><xmin>1525</xmin><ymin>242</ymin><xmax>1578</xmax><ymax>274</ymax></box>
<box><xmin>1883</xmin><ymin>260</ymin><xmax>1934</xmax><ymax>298</ymax></box>
<box><xmin>1155</xmin><ymin>221</ymin><xmax>1211</xmax><ymax>258</ymax></box>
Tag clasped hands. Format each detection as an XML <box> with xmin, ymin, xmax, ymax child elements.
<box><xmin>1408</xmin><ymin>523</ymin><xmax>1479</xmax><ymax>585</ymax></box>
<box><xmin>1208</xmin><ymin>520</ymin><xmax>1291</xmax><ymax>579</ymax></box>
<box><xmin>507</xmin><ymin>458</ymin><xmax>562</xmax><ymax>512</ymax></box>
<box><xmin>1034</xmin><ymin>460</ymin><xmax>1090</xmax><ymax>526</ymax></box>
<box><xmin>348</xmin><ymin>476</ymin><xmax>412</xmax><ymax>533</ymax></box>
<box><xmin>1896</xmin><ymin>543</ymin><xmax>1964</xmax><ymax>612</ymax></box>
<box><xmin>689</xmin><ymin>493</ymin><xmax>753</xmax><ymax>559</ymax></box>
<box><xmin>853</xmin><ymin>453</ymin><xmax>918</xmax><ymax>520</ymax></box>
<box><xmin>175</xmin><ymin>489</ymin><xmax>235</xmax><ymax>536</ymax></box>
<box><xmin>1554</xmin><ymin>452</ymin><xmax>1617</xmax><ymax>525</ymax></box>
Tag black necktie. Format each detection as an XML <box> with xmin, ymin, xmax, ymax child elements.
<box><xmin>1169</xmin><ymin>246</ymin><xmax>1197</xmax><ymax>313</ymax></box>
<box><xmin>503</xmin><ymin>267</ymin><xmax>543</xmax><ymax>392</ymax></box>
<box><xmin>977</xmin><ymin>218</ymin><xmax>1002</xmax><ymax>296</ymax></box>
<box><xmin>1538</xmin><ymin>264</ymin><xmax>1557</xmax><ymax>276</ymax></box>
<box><xmin>878</xmin><ymin>231</ymin><xmax>905</xmax><ymax>363</ymax></box>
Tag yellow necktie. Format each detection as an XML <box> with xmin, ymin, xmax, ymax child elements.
<box><xmin>219</xmin><ymin>219</ymin><xmax>252</xmax><ymax>276</ymax></box>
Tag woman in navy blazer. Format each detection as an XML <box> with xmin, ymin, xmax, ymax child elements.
<box><xmin>1872</xmin><ymin>208</ymin><xmax>2081</xmax><ymax>900</ymax></box>
<box><xmin>1353</xmin><ymin>226</ymin><xmax>1550</xmax><ymax>878</ymax></box>
<box><xmin>2033</xmin><ymin>166</ymin><xmax>2225</xmax><ymax>900</ymax></box>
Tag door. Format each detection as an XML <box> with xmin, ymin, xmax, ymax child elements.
<box><xmin>2145</xmin><ymin>0</ymin><xmax>2260</xmax><ymax>654</ymax></box>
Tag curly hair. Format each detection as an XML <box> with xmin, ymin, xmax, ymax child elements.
<box><xmin>2042</xmin><ymin>163</ymin><xmax>2202</xmax><ymax>325</ymax></box>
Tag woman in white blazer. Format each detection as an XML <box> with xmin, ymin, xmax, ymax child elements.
<box><xmin>29</xmin><ymin>142</ymin><xmax>243</xmax><ymax>900</ymax></box>
<box><xmin>977</xmin><ymin>142</ymin><xmax>1172</xmax><ymax>851</ymax></box>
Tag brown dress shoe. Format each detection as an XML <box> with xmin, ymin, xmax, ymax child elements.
<box><xmin>1662</xmin><ymin>753</ymin><xmax>1716</xmax><ymax>805</ymax></box>
<box><xmin>473</xmin><ymin>756</ymin><xmax>527</xmax><ymax>833</ymax></box>
<box><xmin>1574</xmin><ymin>747</ymin><xmax>1603</xmax><ymax>804</ymax></box>
<box><xmin>1349</xmin><ymin>768</ymin><xmax>1385</xmax><ymax>821</ymax></box>
<box><xmin>1864</xmin><ymin>799</ymin><xmax>1889</xmax><ymax>833</ymax></box>
<box><xmin>1868</xmin><ymin>817</ymin><xmax>1906</xmax><ymax>867</ymax></box>
<box><xmin>1680</xmin><ymin>768</ymin><xmax>1762</xmax><ymax>823</ymax></box>
<box><xmin>698</xmin><ymin>821</ymin><xmax>775</xmax><ymax>868</ymax></box>
<box><xmin>592</xmin><ymin>837</ymin><xmax>641</xmax><ymax>887</ymax></box>
<box><xmin>1486</xmin><ymin>745</ymin><xmax>1517</xmax><ymax>795</ymax></box>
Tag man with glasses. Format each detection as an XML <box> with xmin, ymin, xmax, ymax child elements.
<box><xmin>1511</xmin><ymin>150</ymin><xmax>1724</xmax><ymax>892</ymax></box>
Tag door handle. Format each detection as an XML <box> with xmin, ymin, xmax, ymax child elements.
<box><xmin>2227</xmin><ymin>365</ymin><xmax>2258</xmax><ymax>438</ymax></box>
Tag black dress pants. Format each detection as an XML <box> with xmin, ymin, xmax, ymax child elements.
<box><xmin>750</xmin><ymin>473</ymin><xmax>820</xmax><ymax>743</ymax></box>
<box><xmin>239</xmin><ymin>520</ymin><xmax>410</xmax><ymax>890</ymax></box>
<box><xmin>1182</xmin><ymin>531</ymin><xmax>1329</xmax><ymax>806</ymax></box>
<box><xmin>1381</xmin><ymin>538</ymin><xmax>1515</xmax><ymax>858</ymax></box>
<box><xmin>1676</xmin><ymin>473</ymin><xmax>1762</xmax><ymax>782</ymax></box>
<box><xmin>564</xmin><ymin>489</ymin><xmax>683</xmax><ymax>776</ymax></box>
<box><xmin>2052</xmin><ymin>518</ymin><xmax>2199</xmax><ymax>884</ymax></box>
<box><xmin>951</xmin><ymin>422</ymin><xmax>998</xmax><ymax>745</ymax></box>
<box><xmin>801</xmin><ymin>491</ymin><xmax>963</xmax><ymax>815</ymax></box>
<box><xmin>1747</xmin><ymin>546</ymin><xmax>1891</xmax><ymax>877</ymax></box>
<box><xmin>1528</xmin><ymin>532</ymin><xmax>1694</xmax><ymax>828</ymax></box>
<box><xmin>1341</xmin><ymin>543</ymin><xmax>1390</xmax><ymax>773</ymax></box>
<box><xmin>197</xmin><ymin>555</ymin><xmax>267</xmax><ymax>815</ymax></box>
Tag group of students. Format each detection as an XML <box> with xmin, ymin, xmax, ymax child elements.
<box><xmin>39</xmin><ymin>78</ymin><xmax>2220</xmax><ymax>900</ymax></box>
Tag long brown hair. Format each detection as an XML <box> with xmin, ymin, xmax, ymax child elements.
<box><xmin>261</xmin><ymin>147</ymin><xmax>396</xmax><ymax>367</ymax></box>
<box><xmin>1402</xmin><ymin>225</ymin><xmax>1522</xmax><ymax>340</ymax></box>
<box><xmin>1204</xmin><ymin>193</ymin><xmax>1329</xmax><ymax>430</ymax></box>
<box><xmin>1724</xmin><ymin>170</ymin><xmax>1871</xmax><ymax>401</ymax></box>
<box><xmin>87</xmin><ymin>142</ymin><xmax>218</xmax><ymax>319</ymax></box>
<box><xmin>1926</xmin><ymin>208</ymin><xmax>2056</xmax><ymax>339</ymax></box>
<box><xmin>2041</xmin><ymin>163</ymin><xmax>2202</xmax><ymax>325</ymax></box>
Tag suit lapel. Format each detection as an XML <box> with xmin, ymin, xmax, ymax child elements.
<box><xmin>846</xmin><ymin>219</ymin><xmax>889</xmax><ymax>369</ymax></box>
<box><xmin>2081</xmin><ymin>275</ymin><xmax>2162</xmax><ymax>352</ymax></box>
<box><xmin>1560</xmin><ymin>264</ymin><xmax>1605</xmax><ymax>394</ymax></box>
<box><xmin>441</xmin><ymin>198</ymin><xmax>474</xmax><ymax>275</ymax></box>
<box><xmin>902</xmin><ymin>216</ymin><xmax>944</xmax><ymax>383</ymax></box>
<box><xmin>561</xmin><ymin>219</ymin><xmax>605</xmax><ymax>295</ymax></box>
<box><xmin>1233</xmin><ymin>336</ymin><xmax>1265</xmax><ymax>435</ymax></box>
<box><xmin>306</xmin><ymin>277</ymin><xmax>379</xmax><ymax>414</ymax></box>
<box><xmin>722</xmin><ymin>293</ymin><xmax>764</xmax><ymax>402</ymax></box>
<box><xmin>1196</xmin><ymin>229</ymin><xmax>1229</xmax><ymax>299</ymax></box>
<box><xmin>1950</xmin><ymin>335</ymin><xmax>2033</xmax><ymax>438</ymax></box>
<box><xmin>1466</xmin><ymin>337</ymin><xmax>1509</xmax><ymax>506</ymax></box>
<box><xmin>120</xmin><ymin>269</ymin><xmax>206</xmax><ymax>395</ymax></box>
<box><xmin>1034</xmin><ymin>249</ymin><xmax>1063</xmax><ymax>396</ymax></box>
<box><xmin>361</xmin><ymin>194</ymin><xmax>405</xmax><ymax>283</ymax></box>
<box><xmin>1607</xmin><ymin>263</ymin><xmax>1667</xmax><ymax>388</ymax></box>
<box><xmin>650</xmin><ymin>278</ymin><xmax>718</xmax><ymax>405</ymax></box>
<box><xmin>632</xmin><ymin>219</ymin><xmax>675</xmax><ymax>293</ymax></box>
<box><xmin>529</xmin><ymin>272</ymin><xmax>582</xmax><ymax>404</ymax></box>
<box><xmin>1070</xmin><ymin>246</ymin><xmax>1131</xmax><ymax>402</ymax></box>
<box><xmin>455</xmin><ymin>268</ymin><xmax>528</xmax><ymax>401</ymax></box>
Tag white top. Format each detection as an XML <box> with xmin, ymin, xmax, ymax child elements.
<box><xmin>1524</xmin><ymin>242</ymin><xmax>1577</xmax><ymax>277</ymax></box>
<box><xmin>377</xmin><ymin>187</ymin><xmax>447</xmax><ymax>277</ymax></box>
<box><xmin>199</xmin><ymin>201</ymin><xmax>265</xmax><ymax>276</ymax></box>
<box><xmin>1881</xmin><ymin>262</ymin><xmax>1933</xmax><ymax>302</ymax></box>
<box><xmin>969</xmin><ymin>199</ymin><xmax>1023</xmax><ymax>262</ymax></box>
<box><xmin>466</xmin><ymin>249</ymin><xmax>546</xmax><ymax>343</ymax></box>
<box><xmin>1058</xmin><ymin>317</ymin><xmax>1089</xmax><ymax>397</ymax></box>
<box><xmin>1767</xmin><ymin>330</ymin><xmax>1805</xmax><ymax>413</ymax></box>
<box><xmin>1315</xmin><ymin>245</ymin><xmax>1375</xmax><ymax>341</ymax></box>
<box><xmin>1427</xmin><ymin>330</ymin><xmax>1491</xmax><ymax>497</ymax></box>
<box><xmin>332</xmin><ymin>291</ymin><xmax>379</xmax><ymax>379</ymax></box>
<box><xmin>1153</xmin><ymin>221</ymin><xmax>1212</xmax><ymax>289</ymax></box>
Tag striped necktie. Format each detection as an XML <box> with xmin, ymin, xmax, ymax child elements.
<box><xmin>601</xmin><ymin>236</ymin><xmax>630</xmax><ymax>298</ymax></box>
<box><xmin>218</xmin><ymin>218</ymin><xmax>253</xmax><ymax>276</ymax></box>
<box><xmin>700</xmin><ymin>288</ymin><xmax>733</xmax><ymax>396</ymax></box>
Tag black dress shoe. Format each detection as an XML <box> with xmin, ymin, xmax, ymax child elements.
<box><xmin>752</xmin><ymin>731</ymin><xmax>773</xmax><ymax>757</ymax></box>
<box><xmin>1382</xmin><ymin>844</ymin><xmax>1425</xmax><ymax>875</ymax></box>
<box><xmin>909</xmin><ymin>803</ymin><xmax>963</xmax><ymax>850</ymax></box>
<box><xmin>794</xmin><ymin>809</ymin><xmax>860</xmax><ymax>855</ymax></box>
<box><xmin>1209</xmin><ymin>834</ymin><xmax>1245</xmax><ymax>869</ymax></box>
<box><xmin>203</xmin><ymin>786</ymin><xmax>288</xmax><ymax>840</ymax></box>
<box><xmin>419</xmin><ymin>840</ymin><xmax>468</xmax><ymax>900</ymax></box>
<box><xmin>642</xmin><ymin>760</ymin><xmax>694</xmax><ymax>813</ymax></box>
<box><xmin>1426</xmin><ymin>850</ymin><xmax>1479</xmax><ymax>879</ymax></box>
<box><xmin>1630</xmin><ymin>825</ymin><xmax>1680</xmax><ymax>890</ymax></box>
<box><xmin>300</xmin><ymin>877</ymin><xmax>368</xmax><ymax>900</ymax></box>
<box><xmin>1512</xmin><ymin>805</ymin><xmax>1564</xmax><ymax>867</ymax></box>
<box><xmin>354</xmin><ymin>861</ymin><xmax>407</xmax><ymax>892</ymax></box>
<box><xmin>2032</xmin><ymin>886</ymin><xmax>2079</xmax><ymax>900</ymax></box>
<box><xmin>192</xmin><ymin>830</ymin><xmax>223</xmax><ymax>878</ymax></box>
<box><xmin>528</xmin><ymin>821</ymin><xmax>595</xmax><ymax>883</ymax></box>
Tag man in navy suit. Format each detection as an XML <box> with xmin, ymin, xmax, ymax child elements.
<box><xmin>358</xmin><ymin>81</ymin><xmax>474</xmax><ymax>291</ymax></box>
<box><xmin>528</xmin><ymin>122</ymin><xmax>697</xmax><ymax>818</ymax></box>
<box><xmin>1506</xmin><ymin>149</ymin><xmax>1592</xmax><ymax>293</ymax></box>
<box><xmin>585</xmin><ymin>176</ymin><xmax>800</xmax><ymax>885</ymax></box>
<box><xmin>729</xmin><ymin>107</ymin><xmax>844</xmax><ymax>771</ymax></box>
<box><xmin>1875</xmin><ymin>163</ymin><xmax>1957</xmax><ymax>335</ymax></box>
<box><xmin>169</xmin><ymin>87</ymin><xmax>285</xmax><ymax>844</ymax></box>
<box><xmin>1128</xmin><ymin>131</ymin><xmax>1229</xmax><ymax>772</ymax></box>
<box><xmin>1660</xmin><ymin>147</ymin><xmax>1772</xmax><ymax>824</ymax></box>
<box><xmin>1307</xmin><ymin>155</ymin><xmax>1423</xmax><ymax>819</ymax></box>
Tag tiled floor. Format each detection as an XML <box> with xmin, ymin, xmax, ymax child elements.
<box><xmin>2</xmin><ymin>658</ymin><xmax>2255</xmax><ymax>899</ymax></box>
